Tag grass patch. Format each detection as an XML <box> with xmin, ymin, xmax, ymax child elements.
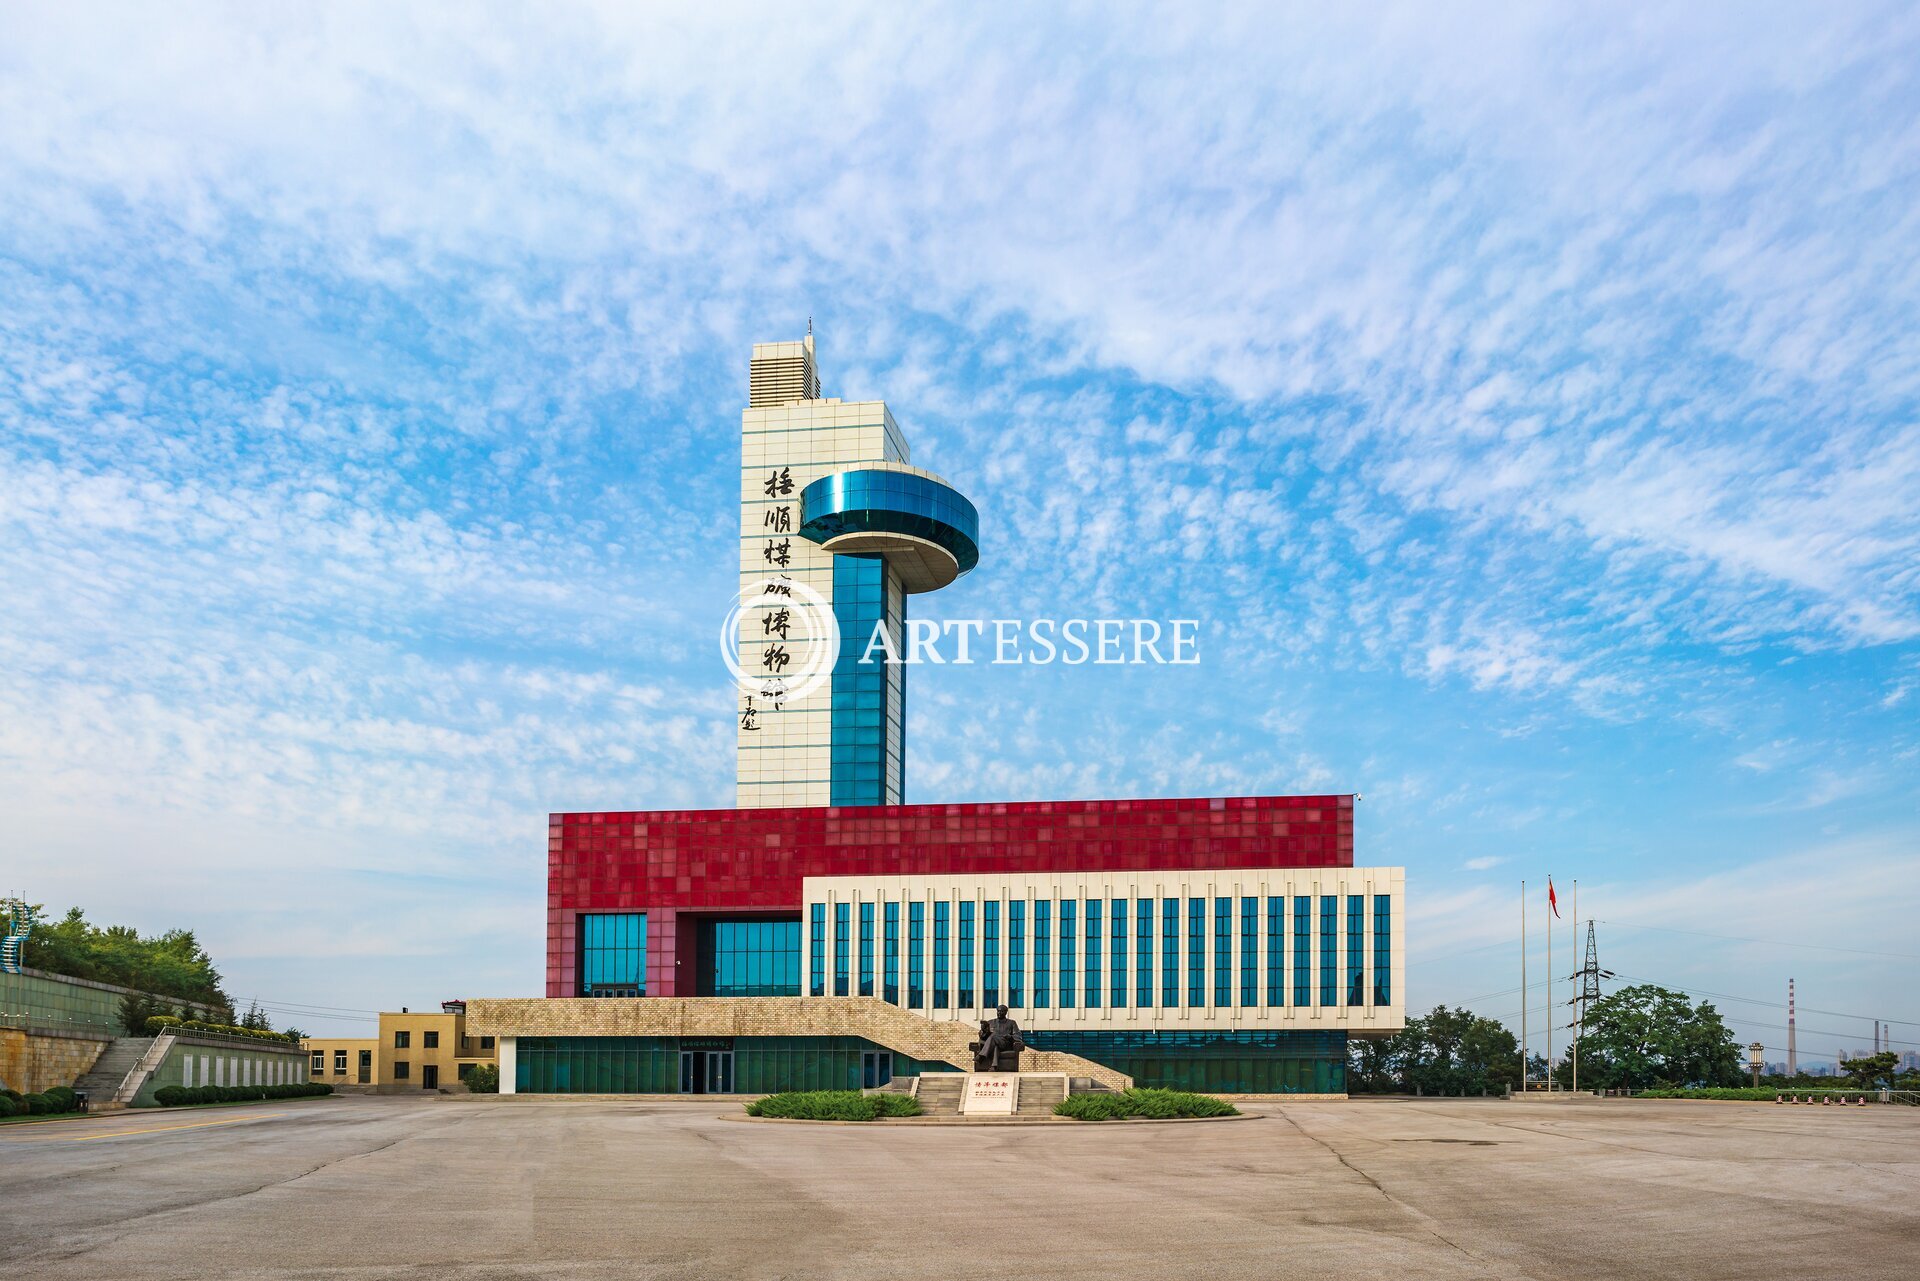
<box><xmin>1054</xmin><ymin>1088</ymin><xmax>1239</xmax><ymax>1121</ymax></box>
<box><xmin>745</xmin><ymin>1090</ymin><xmax>922</xmax><ymax>1121</ymax></box>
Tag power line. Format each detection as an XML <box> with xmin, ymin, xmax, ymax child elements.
<box><xmin>1601</xmin><ymin>919</ymin><xmax>1920</xmax><ymax>963</ymax></box>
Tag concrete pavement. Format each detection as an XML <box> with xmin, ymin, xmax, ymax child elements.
<box><xmin>1</xmin><ymin>1094</ymin><xmax>1913</xmax><ymax>1279</ymax></box>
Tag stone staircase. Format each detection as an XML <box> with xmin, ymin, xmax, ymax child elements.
<box><xmin>74</xmin><ymin>1035</ymin><xmax>161</xmax><ymax>1109</ymax></box>
<box><xmin>912</xmin><ymin>1073</ymin><xmax>966</xmax><ymax>1116</ymax></box>
<box><xmin>1014</xmin><ymin>1076</ymin><xmax>1064</xmax><ymax>1116</ymax></box>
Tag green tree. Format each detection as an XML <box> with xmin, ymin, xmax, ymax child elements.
<box><xmin>1575</xmin><ymin>985</ymin><xmax>1741</xmax><ymax>1089</ymax></box>
<box><xmin>1840</xmin><ymin>1052</ymin><xmax>1898</xmax><ymax>1089</ymax></box>
<box><xmin>465</xmin><ymin>1063</ymin><xmax>500</xmax><ymax>1094</ymax></box>
<box><xmin>21</xmin><ymin>905</ymin><xmax>228</xmax><ymax>1007</ymax></box>
<box><xmin>1349</xmin><ymin>1006</ymin><xmax>1520</xmax><ymax>1094</ymax></box>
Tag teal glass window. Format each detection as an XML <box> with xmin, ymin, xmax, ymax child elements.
<box><xmin>1293</xmin><ymin>896</ymin><xmax>1311</xmax><ymax>1006</ymax></box>
<box><xmin>579</xmin><ymin>913</ymin><xmax>645</xmax><ymax>997</ymax></box>
<box><xmin>1161</xmin><ymin>898</ymin><xmax>1179</xmax><ymax>1007</ymax></box>
<box><xmin>933</xmin><ymin>900</ymin><xmax>950</xmax><ymax>1008</ymax></box>
<box><xmin>883</xmin><ymin>901</ymin><xmax>900</xmax><ymax>1005</ymax></box>
<box><xmin>1320</xmin><ymin>896</ymin><xmax>1338</xmax><ymax>1006</ymax></box>
<box><xmin>1059</xmin><ymin>899</ymin><xmax>1077</xmax><ymax>1009</ymax></box>
<box><xmin>1214</xmin><ymin>897</ymin><xmax>1232</xmax><ymax>1006</ymax></box>
<box><xmin>958</xmin><ymin>901</ymin><xmax>975</xmax><ymax>1009</ymax></box>
<box><xmin>834</xmin><ymin>904</ymin><xmax>850</xmax><ymax>996</ymax></box>
<box><xmin>1241</xmin><ymin>897</ymin><xmax>1259</xmax><ymax>1007</ymax></box>
<box><xmin>697</xmin><ymin>918</ymin><xmax>800</xmax><ymax>997</ymax></box>
<box><xmin>982</xmin><ymin>901</ymin><xmax>1000</xmax><ymax>1008</ymax></box>
<box><xmin>1008</xmin><ymin>901</ymin><xmax>1025</xmax><ymax>1008</ymax></box>
<box><xmin>809</xmin><ymin>904</ymin><xmax>826</xmax><ymax>997</ymax></box>
<box><xmin>1135</xmin><ymin>899</ymin><xmax>1154</xmax><ymax>1008</ymax></box>
<box><xmin>859</xmin><ymin>902</ymin><xmax>875</xmax><ymax>997</ymax></box>
<box><xmin>1110</xmin><ymin>898</ymin><xmax>1128</xmax><ymax>1008</ymax></box>
<box><xmin>829</xmin><ymin>554</ymin><xmax>904</xmax><ymax>807</ymax></box>
<box><xmin>1187</xmin><ymin>898</ymin><xmax>1206</xmax><ymax>1007</ymax></box>
<box><xmin>1373</xmin><ymin>894</ymin><xmax>1391</xmax><ymax>1006</ymax></box>
<box><xmin>1033</xmin><ymin>900</ymin><xmax>1051</xmax><ymax>1008</ymax></box>
<box><xmin>1348</xmin><ymin>895</ymin><xmax>1366</xmax><ymax>1006</ymax></box>
<box><xmin>1265</xmin><ymin>897</ymin><xmax>1284</xmax><ymax>1005</ymax></box>
<box><xmin>1084</xmin><ymin>899</ymin><xmax>1101</xmax><ymax>1009</ymax></box>
<box><xmin>908</xmin><ymin>901</ymin><xmax>925</xmax><ymax>1008</ymax></box>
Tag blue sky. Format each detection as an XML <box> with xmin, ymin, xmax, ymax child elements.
<box><xmin>2</xmin><ymin>4</ymin><xmax>1915</xmax><ymax>1064</ymax></box>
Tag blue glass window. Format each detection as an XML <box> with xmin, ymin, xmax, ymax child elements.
<box><xmin>933</xmin><ymin>901</ymin><xmax>950</xmax><ymax>1008</ymax></box>
<box><xmin>1320</xmin><ymin>896</ymin><xmax>1338</xmax><ymax>1007</ymax></box>
<box><xmin>697</xmin><ymin>918</ymin><xmax>800</xmax><ymax>997</ymax></box>
<box><xmin>1348</xmin><ymin>895</ymin><xmax>1366</xmax><ymax>1007</ymax></box>
<box><xmin>859</xmin><ymin>902</ymin><xmax>875</xmax><ymax>997</ymax></box>
<box><xmin>810</xmin><ymin>904</ymin><xmax>826</xmax><ymax>998</ymax></box>
<box><xmin>1084</xmin><ymin>900</ymin><xmax>1102</xmax><ymax>1009</ymax></box>
<box><xmin>1266</xmin><ymin>897</ymin><xmax>1285</xmax><ymax>1006</ymax></box>
<box><xmin>829</xmin><ymin>553</ymin><xmax>904</xmax><ymax>807</ymax></box>
<box><xmin>1059</xmin><ymin>899</ymin><xmax>1077</xmax><ymax>1009</ymax></box>
<box><xmin>1008</xmin><ymin>901</ymin><xmax>1025</xmax><ymax>1008</ymax></box>
<box><xmin>1162</xmin><ymin>898</ymin><xmax>1180</xmax><ymax>1007</ymax></box>
<box><xmin>579</xmin><ymin>913</ymin><xmax>645</xmax><ymax>997</ymax></box>
<box><xmin>798</xmin><ymin>469</ymin><xmax>982</xmax><ymax>574</ymax></box>
<box><xmin>1033</xmin><ymin>900</ymin><xmax>1051</xmax><ymax>1009</ymax></box>
<box><xmin>1214</xmin><ymin>898</ymin><xmax>1232</xmax><ymax>1007</ymax></box>
<box><xmin>1293</xmin><ymin>896</ymin><xmax>1311</xmax><ymax>1007</ymax></box>
<box><xmin>1188</xmin><ymin>898</ymin><xmax>1206</xmax><ymax>1007</ymax></box>
<box><xmin>1241</xmin><ymin>897</ymin><xmax>1259</xmax><ymax>1007</ymax></box>
<box><xmin>908</xmin><ymin>902</ymin><xmax>925</xmax><ymax>1008</ymax></box>
<box><xmin>1373</xmin><ymin>895</ymin><xmax>1392</xmax><ymax>1006</ymax></box>
<box><xmin>883</xmin><ymin>901</ymin><xmax>900</xmax><ymax>1005</ymax></box>
<box><xmin>834</xmin><ymin>904</ymin><xmax>850</xmax><ymax>997</ymax></box>
<box><xmin>982</xmin><ymin>901</ymin><xmax>1000</xmax><ymax>1008</ymax></box>
<box><xmin>1136</xmin><ymin>899</ymin><xmax>1154</xmax><ymax>1008</ymax></box>
<box><xmin>958</xmin><ymin>901</ymin><xmax>975</xmax><ymax>1009</ymax></box>
<box><xmin>1111</xmin><ymin>898</ymin><xmax>1128</xmax><ymax>1008</ymax></box>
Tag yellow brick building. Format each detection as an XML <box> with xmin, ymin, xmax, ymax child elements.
<box><xmin>303</xmin><ymin>1005</ymin><xmax>496</xmax><ymax>1093</ymax></box>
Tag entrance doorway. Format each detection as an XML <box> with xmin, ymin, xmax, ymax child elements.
<box><xmin>679</xmin><ymin>1050</ymin><xmax>734</xmax><ymax>1094</ymax></box>
<box><xmin>861</xmin><ymin>1052</ymin><xmax>892</xmax><ymax>1089</ymax></box>
<box><xmin>422</xmin><ymin>1064</ymin><xmax>439</xmax><ymax>1090</ymax></box>
<box><xmin>357</xmin><ymin>1050</ymin><xmax>372</xmax><ymax>1084</ymax></box>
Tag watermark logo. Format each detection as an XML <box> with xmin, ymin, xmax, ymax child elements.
<box><xmin>858</xmin><ymin>618</ymin><xmax>1198</xmax><ymax>665</ymax></box>
<box><xmin>719</xmin><ymin>575</ymin><xmax>840</xmax><ymax>715</ymax></box>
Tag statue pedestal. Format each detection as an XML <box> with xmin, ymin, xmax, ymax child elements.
<box><xmin>960</xmin><ymin>1073</ymin><xmax>1019</xmax><ymax>1115</ymax></box>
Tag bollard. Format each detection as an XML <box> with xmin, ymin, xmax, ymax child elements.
<box><xmin>1822</xmin><ymin>1095</ymin><xmax>1831</xmax><ymax>1105</ymax></box>
<box><xmin>1775</xmin><ymin>1094</ymin><xmax>1785</xmax><ymax>1104</ymax></box>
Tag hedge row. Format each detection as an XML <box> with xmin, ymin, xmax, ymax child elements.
<box><xmin>152</xmin><ymin>1082</ymin><xmax>333</xmax><ymax>1107</ymax></box>
<box><xmin>744</xmin><ymin>1090</ymin><xmax>921</xmax><ymax>1120</ymax></box>
<box><xmin>1636</xmin><ymin>1087</ymin><xmax>1786</xmax><ymax>1101</ymax></box>
<box><xmin>0</xmin><ymin>1085</ymin><xmax>83</xmax><ymax>1118</ymax></box>
<box><xmin>145</xmin><ymin>1015</ymin><xmax>298</xmax><ymax>1044</ymax></box>
<box><xmin>1054</xmin><ymin>1088</ymin><xmax>1239</xmax><ymax>1121</ymax></box>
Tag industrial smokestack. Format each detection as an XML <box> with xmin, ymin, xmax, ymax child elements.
<box><xmin>1787</xmin><ymin>979</ymin><xmax>1796</xmax><ymax>1076</ymax></box>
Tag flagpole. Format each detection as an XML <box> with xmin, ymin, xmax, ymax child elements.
<box><xmin>1547</xmin><ymin>874</ymin><xmax>1553</xmax><ymax>1093</ymax></box>
<box><xmin>1571</xmin><ymin>878</ymin><xmax>1579</xmax><ymax>1095</ymax></box>
<box><xmin>1520</xmin><ymin>879</ymin><xmax>1528</xmax><ymax>1094</ymax></box>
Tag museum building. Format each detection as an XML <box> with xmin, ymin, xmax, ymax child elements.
<box><xmin>466</xmin><ymin>337</ymin><xmax>1405</xmax><ymax>1096</ymax></box>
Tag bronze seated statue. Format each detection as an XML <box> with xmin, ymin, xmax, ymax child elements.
<box><xmin>969</xmin><ymin>1004</ymin><xmax>1026</xmax><ymax>1072</ymax></box>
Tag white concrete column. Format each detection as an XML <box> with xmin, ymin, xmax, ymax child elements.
<box><xmin>498</xmin><ymin>1037</ymin><xmax>517</xmax><ymax>1094</ymax></box>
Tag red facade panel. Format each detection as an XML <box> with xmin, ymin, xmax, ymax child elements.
<box><xmin>546</xmin><ymin>794</ymin><xmax>1355</xmax><ymax>996</ymax></box>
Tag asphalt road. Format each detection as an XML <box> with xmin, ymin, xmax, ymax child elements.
<box><xmin>1</xmin><ymin>1095</ymin><xmax>1914</xmax><ymax>1279</ymax></box>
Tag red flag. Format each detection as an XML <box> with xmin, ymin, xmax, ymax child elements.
<box><xmin>1548</xmin><ymin>878</ymin><xmax>1560</xmax><ymax>918</ymax></box>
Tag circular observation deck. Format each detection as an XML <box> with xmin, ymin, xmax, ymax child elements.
<box><xmin>798</xmin><ymin>466</ymin><xmax>980</xmax><ymax>593</ymax></box>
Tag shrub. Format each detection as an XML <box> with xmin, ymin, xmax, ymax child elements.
<box><xmin>41</xmin><ymin>1086</ymin><xmax>78</xmax><ymax>1113</ymax></box>
<box><xmin>0</xmin><ymin>1096</ymin><xmax>18</xmax><ymax>1118</ymax></box>
<box><xmin>24</xmin><ymin>1093</ymin><xmax>51</xmax><ymax>1114</ymax></box>
<box><xmin>1636</xmin><ymin>1087</ymin><xmax>1778</xmax><ymax>1101</ymax></box>
<box><xmin>3</xmin><ymin>1087</ymin><xmax>25</xmax><ymax>1104</ymax></box>
<box><xmin>464</xmin><ymin>1063</ymin><xmax>500</xmax><ymax>1094</ymax></box>
<box><xmin>144</xmin><ymin>1015</ymin><xmax>297</xmax><ymax>1044</ymax></box>
<box><xmin>1054</xmin><ymin>1088</ymin><xmax>1239</xmax><ymax>1122</ymax></box>
<box><xmin>745</xmin><ymin>1090</ymin><xmax>922</xmax><ymax>1121</ymax></box>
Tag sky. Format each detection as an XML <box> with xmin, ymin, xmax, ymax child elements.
<box><xmin>1</xmin><ymin>3</ymin><xmax>1916</xmax><ymax>1065</ymax></box>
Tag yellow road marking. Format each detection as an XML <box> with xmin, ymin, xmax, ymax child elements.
<box><xmin>59</xmin><ymin>1113</ymin><xmax>274</xmax><ymax>1144</ymax></box>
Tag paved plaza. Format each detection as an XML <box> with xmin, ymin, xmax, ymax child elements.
<box><xmin>1</xmin><ymin>1094</ymin><xmax>1914</xmax><ymax>1280</ymax></box>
